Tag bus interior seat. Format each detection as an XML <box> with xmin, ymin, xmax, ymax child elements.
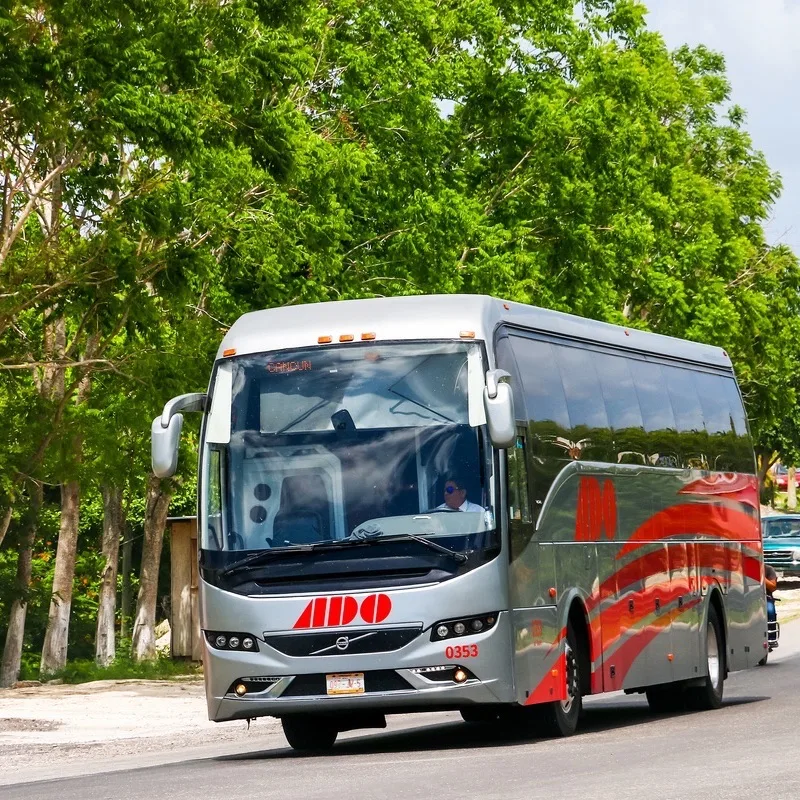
<box><xmin>272</xmin><ymin>510</ymin><xmax>323</xmax><ymax>545</ymax></box>
<box><xmin>273</xmin><ymin>474</ymin><xmax>330</xmax><ymax>544</ymax></box>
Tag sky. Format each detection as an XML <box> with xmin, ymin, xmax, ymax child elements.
<box><xmin>644</xmin><ymin>1</ymin><xmax>800</xmax><ymax>255</ymax></box>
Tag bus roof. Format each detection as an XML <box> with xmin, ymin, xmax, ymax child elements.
<box><xmin>217</xmin><ymin>294</ymin><xmax>732</xmax><ymax>369</ymax></box>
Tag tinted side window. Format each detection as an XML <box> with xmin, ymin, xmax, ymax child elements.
<box><xmin>663</xmin><ymin>365</ymin><xmax>704</xmax><ymax>432</ymax></box>
<box><xmin>593</xmin><ymin>352</ymin><xmax>647</xmax><ymax>465</ymax></box>
<box><xmin>553</xmin><ymin>344</ymin><xmax>611</xmax><ymax>461</ymax></box>
<box><xmin>629</xmin><ymin>360</ymin><xmax>679</xmax><ymax>468</ymax></box>
<box><xmin>495</xmin><ymin>336</ymin><xmax>526</xmax><ymax>423</ymax></box>
<box><xmin>510</xmin><ymin>337</ymin><xmax>570</xmax><ymax>429</ymax></box>
<box><xmin>662</xmin><ymin>364</ymin><xmax>708</xmax><ymax>469</ymax></box>
<box><xmin>694</xmin><ymin>372</ymin><xmax>741</xmax><ymax>472</ymax></box>
<box><xmin>509</xmin><ymin>336</ymin><xmax>572</xmax><ymax>507</ymax></box>
<box><xmin>721</xmin><ymin>376</ymin><xmax>755</xmax><ymax>473</ymax></box>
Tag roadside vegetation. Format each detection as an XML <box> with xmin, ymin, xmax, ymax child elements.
<box><xmin>2</xmin><ymin>0</ymin><xmax>800</xmax><ymax>686</ymax></box>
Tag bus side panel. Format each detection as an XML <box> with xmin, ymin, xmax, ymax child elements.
<box><xmin>724</xmin><ymin>540</ymin><xmax>767</xmax><ymax>669</ymax></box>
<box><xmin>669</xmin><ymin>541</ymin><xmax>701</xmax><ymax>681</ymax></box>
<box><xmin>597</xmin><ymin>541</ymin><xmax>652</xmax><ymax>691</ymax></box>
<box><xmin>512</xmin><ymin>605</ymin><xmax>566</xmax><ymax>706</ymax></box>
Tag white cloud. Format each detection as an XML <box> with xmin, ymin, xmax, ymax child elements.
<box><xmin>644</xmin><ymin>0</ymin><xmax>800</xmax><ymax>252</ymax></box>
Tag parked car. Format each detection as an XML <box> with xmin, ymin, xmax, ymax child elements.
<box><xmin>762</xmin><ymin>513</ymin><xmax>800</xmax><ymax>577</ymax></box>
<box><xmin>771</xmin><ymin>464</ymin><xmax>798</xmax><ymax>491</ymax></box>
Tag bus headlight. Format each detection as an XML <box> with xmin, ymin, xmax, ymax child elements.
<box><xmin>792</xmin><ymin>549</ymin><xmax>800</xmax><ymax>562</ymax></box>
<box><xmin>205</xmin><ymin>631</ymin><xmax>260</xmax><ymax>652</ymax></box>
<box><xmin>430</xmin><ymin>614</ymin><xmax>498</xmax><ymax>641</ymax></box>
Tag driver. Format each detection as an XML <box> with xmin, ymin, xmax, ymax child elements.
<box><xmin>435</xmin><ymin>476</ymin><xmax>483</xmax><ymax>512</ymax></box>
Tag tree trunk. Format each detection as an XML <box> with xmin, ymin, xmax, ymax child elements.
<box><xmin>39</xmin><ymin>480</ymin><xmax>81</xmax><ymax>677</ymax></box>
<box><xmin>95</xmin><ymin>485</ymin><xmax>124</xmax><ymax>667</ymax></box>
<box><xmin>789</xmin><ymin>467</ymin><xmax>797</xmax><ymax>511</ymax></box>
<box><xmin>131</xmin><ymin>475</ymin><xmax>172</xmax><ymax>662</ymax></box>
<box><xmin>0</xmin><ymin>505</ymin><xmax>12</xmax><ymax>549</ymax></box>
<box><xmin>120</xmin><ymin>526</ymin><xmax>133</xmax><ymax>641</ymax></box>
<box><xmin>0</xmin><ymin>483</ymin><xmax>43</xmax><ymax>687</ymax></box>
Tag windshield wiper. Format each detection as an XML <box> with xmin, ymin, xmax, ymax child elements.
<box><xmin>217</xmin><ymin>538</ymin><xmax>377</xmax><ymax>577</ymax></box>
<box><xmin>217</xmin><ymin>528</ymin><xmax>468</xmax><ymax>577</ymax></box>
<box><xmin>351</xmin><ymin>526</ymin><xmax>468</xmax><ymax>563</ymax></box>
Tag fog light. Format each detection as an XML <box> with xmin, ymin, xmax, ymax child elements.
<box><xmin>470</xmin><ymin>619</ymin><xmax>483</xmax><ymax>632</ymax></box>
<box><xmin>453</xmin><ymin>668</ymin><xmax>468</xmax><ymax>683</ymax></box>
<box><xmin>436</xmin><ymin>625</ymin><xmax>449</xmax><ymax>639</ymax></box>
<box><xmin>454</xmin><ymin>622</ymin><xmax>466</xmax><ymax>635</ymax></box>
<box><xmin>242</xmin><ymin>637</ymin><xmax>254</xmax><ymax>650</ymax></box>
<box><xmin>229</xmin><ymin>636</ymin><xmax>240</xmax><ymax>648</ymax></box>
<box><xmin>234</xmin><ymin>683</ymin><xmax>247</xmax><ymax>696</ymax></box>
<box><xmin>215</xmin><ymin>635</ymin><xmax>227</xmax><ymax>648</ymax></box>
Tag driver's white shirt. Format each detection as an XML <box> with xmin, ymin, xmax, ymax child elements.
<box><xmin>435</xmin><ymin>500</ymin><xmax>484</xmax><ymax>512</ymax></box>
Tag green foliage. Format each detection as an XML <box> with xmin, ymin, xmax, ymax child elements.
<box><xmin>2</xmin><ymin>0</ymin><xmax>800</xmax><ymax>671</ymax></box>
<box><xmin>19</xmin><ymin>652</ymin><xmax>201</xmax><ymax>684</ymax></box>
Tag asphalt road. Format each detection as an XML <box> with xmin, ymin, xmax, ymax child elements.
<box><xmin>6</xmin><ymin>628</ymin><xmax>800</xmax><ymax>800</ymax></box>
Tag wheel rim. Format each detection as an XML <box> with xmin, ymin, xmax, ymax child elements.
<box><xmin>561</xmin><ymin>642</ymin><xmax>579</xmax><ymax>714</ymax></box>
<box><xmin>706</xmin><ymin>620</ymin><xmax>720</xmax><ymax>687</ymax></box>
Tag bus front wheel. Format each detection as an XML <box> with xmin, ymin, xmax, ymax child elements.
<box><xmin>281</xmin><ymin>716</ymin><xmax>338</xmax><ymax>752</ymax></box>
<box><xmin>539</xmin><ymin>622</ymin><xmax>582</xmax><ymax>737</ymax></box>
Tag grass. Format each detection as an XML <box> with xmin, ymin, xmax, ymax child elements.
<box><xmin>20</xmin><ymin>653</ymin><xmax>202</xmax><ymax>685</ymax></box>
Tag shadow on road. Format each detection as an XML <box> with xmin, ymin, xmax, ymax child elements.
<box><xmin>217</xmin><ymin>693</ymin><xmax>769</xmax><ymax>762</ymax></box>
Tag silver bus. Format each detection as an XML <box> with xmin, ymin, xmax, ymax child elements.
<box><xmin>152</xmin><ymin>295</ymin><xmax>766</xmax><ymax>751</ymax></box>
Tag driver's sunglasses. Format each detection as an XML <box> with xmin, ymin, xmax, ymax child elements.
<box><xmin>444</xmin><ymin>485</ymin><xmax>460</xmax><ymax>494</ymax></box>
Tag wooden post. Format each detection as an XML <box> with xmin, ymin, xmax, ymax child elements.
<box><xmin>169</xmin><ymin>517</ymin><xmax>201</xmax><ymax>660</ymax></box>
<box><xmin>190</xmin><ymin>522</ymin><xmax>202</xmax><ymax>662</ymax></box>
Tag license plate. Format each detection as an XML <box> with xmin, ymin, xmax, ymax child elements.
<box><xmin>326</xmin><ymin>672</ymin><xmax>365</xmax><ymax>695</ymax></box>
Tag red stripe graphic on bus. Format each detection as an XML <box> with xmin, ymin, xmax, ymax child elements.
<box><xmin>575</xmin><ymin>477</ymin><xmax>617</xmax><ymax>541</ymax></box>
<box><xmin>678</xmin><ymin>473</ymin><xmax>759</xmax><ymax>509</ymax></box>
<box><xmin>617</xmin><ymin>503</ymin><xmax>759</xmax><ymax>558</ymax></box>
<box><xmin>293</xmin><ymin>594</ymin><xmax>392</xmax><ymax>629</ymax></box>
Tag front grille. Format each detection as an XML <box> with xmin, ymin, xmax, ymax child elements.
<box><xmin>264</xmin><ymin>626</ymin><xmax>422</xmax><ymax>657</ymax></box>
<box><xmin>764</xmin><ymin>550</ymin><xmax>796</xmax><ymax>566</ymax></box>
<box><xmin>282</xmin><ymin>670</ymin><xmax>412</xmax><ymax>697</ymax></box>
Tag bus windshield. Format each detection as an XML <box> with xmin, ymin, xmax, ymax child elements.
<box><xmin>200</xmin><ymin>341</ymin><xmax>496</xmax><ymax>566</ymax></box>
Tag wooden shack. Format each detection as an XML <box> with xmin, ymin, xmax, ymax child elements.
<box><xmin>168</xmin><ymin>516</ymin><xmax>202</xmax><ymax>661</ymax></box>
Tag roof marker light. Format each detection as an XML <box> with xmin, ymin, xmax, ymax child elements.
<box><xmin>460</xmin><ymin>331</ymin><xmax>476</xmax><ymax>339</ymax></box>
<box><xmin>339</xmin><ymin>334</ymin><xmax>354</xmax><ymax>342</ymax></box>
<box><xmin>223</xmin><ymin>348</ymin><xmax>236</xmax><ymax>357</ymax></box>
<box><xmin>503</xmin><ymin>303</ymin><xmax>510</xmax><ymax>310</ymax></box>
<box><xmin>318</xmin><ymin>335</ymin><xmax>332</xmax><ymax>344</ymax></box>
<box><xmin>361</xmin><ymin>332</ymin><xmax>376</xmax><ymax>341</ymax></box>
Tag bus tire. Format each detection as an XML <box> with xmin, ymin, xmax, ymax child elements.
<box><xmin>281</xmin><ymin>716</ymin><xmax>338</xmax><ymax>752</ymax></box>
<box><xmin>684</xmin><ymin>604</ymin><xmax>725</xmax><ymax>711</ymax></box>
<box><xmin>539</xmin><ymin>622</ymin><xmax>582</xmax><ymax>737</ymax></box>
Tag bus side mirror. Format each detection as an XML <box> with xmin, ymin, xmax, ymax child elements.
<box><xmin>483</xmin><ymin>370</ymin><xmax>516</xmax><ymax>449</ymax></box>
<box><xmin>151</xmin><ymin>393</ymin><xmax>207</xmax><ymax>478</ymax></box>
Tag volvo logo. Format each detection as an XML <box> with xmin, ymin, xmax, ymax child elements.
<box><xmin>309</xmin><ymin>631</ymin><xmax>377</xmax><ymax>656</ymax></box>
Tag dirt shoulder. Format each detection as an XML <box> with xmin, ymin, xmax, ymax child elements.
<box><xmin>0</xmin><ymin>677</ymin><xmax>279</xmax><ymax>784</ymax></box>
